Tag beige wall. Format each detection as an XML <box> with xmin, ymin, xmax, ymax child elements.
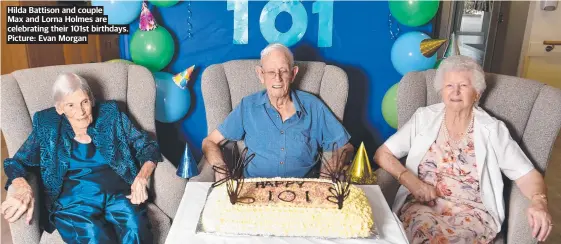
<box><xmin>519</xmin><ymin>1</ymin><xmax>561</xmax><ymax>89</ymax></box>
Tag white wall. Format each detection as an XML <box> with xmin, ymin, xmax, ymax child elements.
<box><xmin>518</xmin><ymin>1</ymin><xmax>561</xmax><ymax>88</ymax></box>
<box><xmin>525</xmin><ymin>1</ymin><xmax>561</xmax><ymax>42</ymax></box>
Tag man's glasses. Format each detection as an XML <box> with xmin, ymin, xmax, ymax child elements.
<box><xmin>262</xmin><ymin>69</ymin><xmax>292</xmax><ymax>79</ymax></box>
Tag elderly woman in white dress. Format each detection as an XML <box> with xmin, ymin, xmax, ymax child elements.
<box><xmin>374</xmin><ymin>55</ymin><xmax>552</xmax><ymax>243</ymax></box>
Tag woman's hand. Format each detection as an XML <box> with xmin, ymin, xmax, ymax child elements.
<box><xmin>127</xmin><ymin>176</ymin><xmax>149</xmax><ymax>205</ymax></box>
<box><xmin>514</xmin><ymin>170</ymin><xmax>552</xmax><ymax>242</ymax></box>
<box><xmin>407</xmin><ymin>176</ymin><xmax>438</xmax><ymax>203</ymax></box>
<box><xmin>127</xmin><ymin>161</ymin><xmax>156</xmax><ymax>205</ymax></box>
<box><xmin>527</xmin><ymin>198</ymin><xmax>552</xmax><ymax>242</ymax></box>
<box><xmin>1</xmin><ymin>178</ymin><xmax>34</xmax><ymax>224</ymax></box>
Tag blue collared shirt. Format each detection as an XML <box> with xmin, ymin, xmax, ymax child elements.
<box><xmin>218</xmin><ymin>89</ymin><xmax>350</xmax><ymax>178</ymax></box>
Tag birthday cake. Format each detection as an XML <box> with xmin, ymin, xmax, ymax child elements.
<box><xmin>199</xmin><ymin>178</ymin><xmax>374</xmax><ymax>238</ymax></box>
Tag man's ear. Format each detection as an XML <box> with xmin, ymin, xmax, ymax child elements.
<box><xmin>290</xmin><ymin>66</ymin><xmax>299</xmax><ymax>83</ymax></box>
<box><xmin>255</xmin><ymin>66</ymin><xmax>265</xmax><ymax>84</ymax></box>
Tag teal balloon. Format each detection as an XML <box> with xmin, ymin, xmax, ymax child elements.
<box><xmin>130</xmin><ymin>27</ymin><xmax>175</xmax><ymax>72</ymax></box>
<box><xmin>154</xmin><ymin>72</ymin><xmax>191</xmax><ymax>123</ymax></box>
<box><xmin>91</xmin><ymin>0</ymin><xmax>142</xmax><ymax>25</ymax></box>
<box><xmin>382</xmin><ymin>83</ymin><xmax>399</xmax><ymax>129</ymax></box>
<box><xmin>389</xmin><ymin>0</ymin><xmax>439</xmax><ymax>27</ymax></box>
<box><xmin>149</xmin><ymin>0</ymin><xmax>180</xmax><ymax>7</ymax></box>
<box><xmin>391</xmin><ymin>31</ymin><xmax>437</xmax><ymax>75</ymax></box>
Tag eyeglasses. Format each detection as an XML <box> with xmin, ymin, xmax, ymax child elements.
<box><xmin>262</xmin><ymin>68</ymin><xmax>292</xmax><ymax>79</ymax></box>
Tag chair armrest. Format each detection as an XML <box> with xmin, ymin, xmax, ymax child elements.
<box><xmin>150</xmin><ymin>157</ymin><xmax>187</xmax><ymax>220</ymax></box>
<box><xmin>506</xmin><ymin>185</ymin><xmax>536</xmax><ymax>244</ymax></box>
<box><xmin>7</xmin><ymin>173</ymin><xmax>41</xmax><ymax>244</ymax></box>
<box><xmin>375</xmin><ymin>168</ymin><xmax>400</xmax><ymax>207</ymax></box>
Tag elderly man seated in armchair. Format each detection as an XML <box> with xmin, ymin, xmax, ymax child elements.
<box><xmin>194</xmin><ymin>43</ymin><xmax>353</xmax><ymax>181</ymax></box>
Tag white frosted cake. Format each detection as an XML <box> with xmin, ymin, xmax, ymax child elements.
<box><xmin>199</xmin><ymin>178</ymin><xmax>374</xmax><ymax>238</ymax></box>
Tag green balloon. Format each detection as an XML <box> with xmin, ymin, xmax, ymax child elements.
<box><xmin>389</xmin><ymin>0</ymin><xmax>440</xmax><ymax>27</ymax></box>
<box><xmin>382</xmin><ymin>83</ymin><xmax>399</xmax><ymax>129</ymax></box>
<box><xmin>149</xmin><ymin>0</ymin><xmax>179</xmax><ymax>7</ymax></box>
<box><xmin>434</xmin><ymin>59</ymin><xmax>443</xmax><ymax>69</ymax></box>
<box><xmin>130</xmin><ymin>27</ymin><xmax>175</xmax><ymax>72</ymax></box>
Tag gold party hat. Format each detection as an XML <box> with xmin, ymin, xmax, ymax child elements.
<box><xmin>420</xmin><ymin>39</ymin><xmax>447</xmax><ymax>58</ymax></box>
<box><xmin>348</xmin><ymin>142</ymin><xmax>377</xmax><ymax>184</ymax></box>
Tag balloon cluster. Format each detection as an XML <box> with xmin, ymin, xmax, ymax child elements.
<box><xmin>95</xmin><ymin>1</ymin><xmax>193</xmax><ymax>123</ymax></box>
<box><xmin>382</xmin><ymin>0</ymin><xmax>441</xmax><ymax>129</ymax></box>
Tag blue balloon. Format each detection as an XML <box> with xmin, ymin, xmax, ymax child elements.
<box><xmin>92</xmin><ymin>0</ymin><xmax>142</xmax><ymax>25</ymax></box>
<box><xmin>154</xmin><ymin>72</ymin><xmax>191</xmax><ymax>123</ymax></box>
<box><xmin>391</xmin><ymin>31</ymin><xmax>437</xmax><ymax>76</ymax></box>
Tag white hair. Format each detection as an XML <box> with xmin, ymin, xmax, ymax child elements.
<box><xmin>434</xmin><ymin>55</ymin><xmax>486</xmax><ymax>99</ymax></box>
<box><xmin>260</xmin><ymin>43</ymin><xmax>294</xmax><ymax>67</ymax></box>
<box><xmin>52</xmin><ymin>73</ymin><xmax>95</xmax><ymax>106</ymax></box>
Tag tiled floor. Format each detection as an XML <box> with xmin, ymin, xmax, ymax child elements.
<box><xmin>1</xmin><ymin>134</ymin><xmax>560</xmax><ymax>243</ymax></box>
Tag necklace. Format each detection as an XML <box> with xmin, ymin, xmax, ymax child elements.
<box><xmin>443</xmin><ymin>110</ymin><xmax>474</xmax><ymax>148</ymax></box>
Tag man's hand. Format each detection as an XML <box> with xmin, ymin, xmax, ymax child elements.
<box><xmin>1</xmin><ymin>178</ymin><xmax>34</xmax><ymax>224</ymax></box>
<box><xmin>202</xmin><ymin>130</ymin><xmax>229</xmax><ymax>183</ymax></box>
<box><xmin>213</xmin><ymin>162</ymin><xmax>228</xmax><ymax>182</ymax></box>
<box><xmin>215</xmin><ymin>171</ymin><xmax>226</xmax><ymax>182</ymax></box>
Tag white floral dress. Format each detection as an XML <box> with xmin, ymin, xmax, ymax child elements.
<box><xmin>399</xmin><ymin>125</ymin><xmax>497</xmax><ymax>244</ymax></box>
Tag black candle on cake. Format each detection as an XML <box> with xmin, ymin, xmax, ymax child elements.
<box><xmin>211</xmin><ymin>144</ymin><xmax>256</xmax><ymax>205</ymax></box>
<box><xmin>319</xmin><ymin>142</ymin><xmax>353</xmax><ymax>209</ymax></box>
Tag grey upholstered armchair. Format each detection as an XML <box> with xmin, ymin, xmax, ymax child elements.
<box><xmin>376</xmin><ymin>69</ymin><xmax>561</xmax><ymax>244</ymax></box>
<box><xmin>190</xmin><ymin>60</ymin><xmax>349</xmax><ymax>181</ymax></box>
<box><xmin>1</xmin><ymin>63</ymin><xmax>187</xmax><ymax>244</ymax></box>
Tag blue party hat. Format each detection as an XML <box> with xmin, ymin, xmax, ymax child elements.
<box><xmin>176</xmin><ymin>143</ymin><xmax>199</xmax><ymax>178</ymax></box>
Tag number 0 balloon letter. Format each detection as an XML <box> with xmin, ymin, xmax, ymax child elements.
<box><xmin>260</xmin><ymin>0</ymin><xmax>308</xmax><ymax>47</ymax></box>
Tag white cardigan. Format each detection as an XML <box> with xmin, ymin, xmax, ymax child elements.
<box><xmin>384</xmin><ymin>103</ymin><xmax>534</xmax><ymax>232</ymax></box>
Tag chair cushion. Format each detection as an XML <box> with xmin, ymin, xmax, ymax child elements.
<box><xmin>39</xmin><ymin>203</ymin><xmax>171</xmax><ymax>244</ymax></box>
